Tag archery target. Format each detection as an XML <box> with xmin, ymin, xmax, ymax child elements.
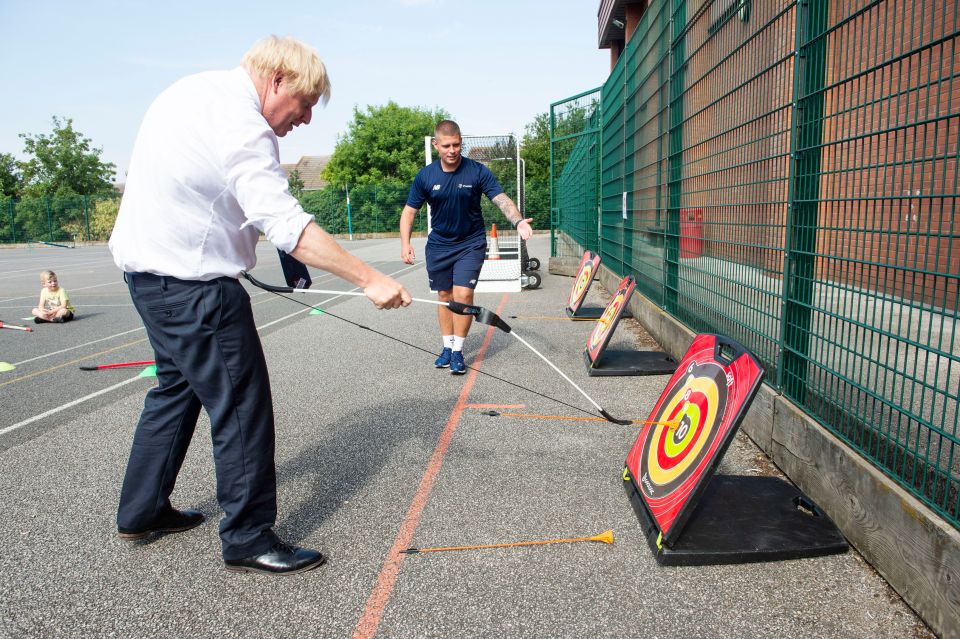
<box><xmin>586</xmin><ymin>275</ymin><xmax>635</xmax><ymax>364</ymax></box>
<box><xmin>567</xmin><ymin>251</ymin><xmax>601</xmax><ymax>313</ymax></box>
<box><xmin>624</xmin><ymin>334</ymin><xmax>764</xmax><ymax>544</ymax></box>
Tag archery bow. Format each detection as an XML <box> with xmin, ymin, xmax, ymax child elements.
<box><xmin>242</xmin><ymin>272</ymin><xmax>632</xmax><ymax>425</ymax></box>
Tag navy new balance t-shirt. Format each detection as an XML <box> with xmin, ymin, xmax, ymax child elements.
<box><xmin>406</xmin><ymin>158</ymin><xmax>504</xmax><ymax>248</ymax></box>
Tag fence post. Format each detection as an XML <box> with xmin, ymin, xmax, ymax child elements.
<box><xmin>621</xmin><ymin>24</ymin><xmax>636</xmax><ymax>278</ymax></box>
<box><xmin>665</xmin><ymin>0</ymin><xmax>687</xmax><ymax>314</ymax></box>
<box><xmin>345</xmin><ymin>185</ymin><xmax>353</xmax><ymax>241</ymax></box>
<box><xmin>780</xmin><ymin>0</ymin><xmax>827</xmax><ymax>401</ymax></box>
<box><xmin>45</xmin><ymin>195</ymin><xmax>53</xmax><ymax>242</ymax></box>
<box><xmin>549</xmin><ymin>105</ymin><xmax>557</xmax><ymax>257</ymax></box>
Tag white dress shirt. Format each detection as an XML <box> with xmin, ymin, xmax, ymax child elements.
<box><xmin>109</xmin><ymin>67</ymin><xmax>313</xmax><ymax>280</ymax></box>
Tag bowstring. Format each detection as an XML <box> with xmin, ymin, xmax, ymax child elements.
<box><xmin>256</xmin><ymin>288</ymin><xmax>601</xmax><ymax>419</ymax></box>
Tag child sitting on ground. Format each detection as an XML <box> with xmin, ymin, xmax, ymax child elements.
<box><xmin>31</xmin><ymin>270</ymin><xmax>75</xmax><ymax>323</ymax></box>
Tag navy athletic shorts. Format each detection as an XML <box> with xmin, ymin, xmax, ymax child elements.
<box><xmin>425</xmin><ymin>238</ymin><xmax>486</xmax><ymax>291</ymax></box>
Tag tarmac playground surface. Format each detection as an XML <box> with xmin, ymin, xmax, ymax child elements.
<box><xmin>0</xmin><ymin>235</ymin><xmax>934</xmax><ymax>638</ymax></box>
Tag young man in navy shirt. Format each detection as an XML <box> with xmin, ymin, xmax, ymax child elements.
<box><xmin>400</xmin><ymin>120</ymin><xmax>532</xmax><ymax>373</ymax></box>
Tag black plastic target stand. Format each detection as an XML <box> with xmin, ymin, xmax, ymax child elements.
<box><xmin>583</xmin><ymin>275</ymin><xmax>675</xmax><ymax>377</ymax></box>
<box><xmin>623</xmin><ymin>470</ymin><xmax>848</xmax><ymax>566</ymax></box>
<box><xmin>622</xmin><ymin>334</ymin><xmax>847</xmax><ymax>566</ymax></box>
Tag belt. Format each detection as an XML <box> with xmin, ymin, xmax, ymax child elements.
<box><xmin>123</xmin><ymin>272</ymin><xmax>234</xmax><ymax>289</ymax></box>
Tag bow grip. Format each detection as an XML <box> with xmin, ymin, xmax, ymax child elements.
<box><xmin>447</xmin><ymin>301</ymin><xmax>512</xmax><ymax>333</ymax></box>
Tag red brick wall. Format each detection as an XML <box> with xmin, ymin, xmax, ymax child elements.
<box><xmin>620</xmin><ymin>0</ymin><xmax>958</xmax><ymax>308</ymax></box>
<box><xmin>819</xmin><ymin>0</ymin><xmax>959</xmax><ymax>309</ymax></box>
<box><xmin>673</xmin><ymin>0</ymin><xmax>795</xmax><ymax>273</ymax></box>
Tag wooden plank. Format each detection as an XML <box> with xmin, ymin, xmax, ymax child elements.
<box><xmin>739</xmin><ymin>383</ymin><xmax>775</xmax><ymax>454</ymax></box>
<box><xmin>547</xmin><ymin>256</ymin><xmax>581</xmax><ymax>277</ymax></box>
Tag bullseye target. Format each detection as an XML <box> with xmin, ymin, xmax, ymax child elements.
<box><xmin>586</xmin><ymin>275</ymin><xmax>635</xmax><ymax>365</ymax></box>
<box><xmin>566</xmin><ymin>251</ymin><xmax>601</xmax><ymax>314</ymax></box>
<box><xmin>625</xmin><ymin>334</ymin><xmax>764</xmax><ymax>545</ymax></box>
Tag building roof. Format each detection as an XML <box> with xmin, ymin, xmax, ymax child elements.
<box><xmin>280</xmin><ymin>155</ymin><xmax>331</xmax><ymax>191</ymax></box>
<box><xmin>598</xmin><ymin>0</ymin><xmax>649</xmax><ymax>49</ymax></box>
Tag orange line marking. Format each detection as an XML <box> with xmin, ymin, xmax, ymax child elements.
<box><xmin>352</xmin><ymin>293</ymin><xmax>509</xmax><ymax>639</ymax></box>
<box><xmin>463</xmin><ymin>403</ymin><xmax>526</xmax><ymax>409</ymax></box>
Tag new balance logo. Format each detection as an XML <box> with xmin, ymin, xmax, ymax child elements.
<box><xmin>432</xmin><ymin>184</ymin><xmax>441</xmax><ymax>191</ymax></box>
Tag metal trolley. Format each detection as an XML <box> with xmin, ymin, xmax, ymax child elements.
<box><xmin>475</xmin><ymin>231</ymin><xmax>541</xmax><ymax>292</ymax></box>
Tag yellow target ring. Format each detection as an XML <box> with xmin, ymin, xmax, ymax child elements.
<box><xmin>645</xmin><ymin>376</ymin><xmax>719</xmax><ymax>486</ymax></box>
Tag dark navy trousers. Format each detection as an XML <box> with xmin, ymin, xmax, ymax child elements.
<box><xmin>117</xmin><ymin>273</ymin><xmax>279</xmax><ymax>560</ymax></box>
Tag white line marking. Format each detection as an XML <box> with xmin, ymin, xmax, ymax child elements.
<box><xmin>0</xmin><ymin>279</ymin><xmax>124</xmax><ymax>304</ymax></box>
<box><xmin>0</xmin><ymin>304</ymin><xmax>135</xmax><ymax>309</ymax></box>
<box><xmin>9</xmin><ymin>292</ymin><xmax>275</xmax><ymax>367</ymax></box>
<box><xmin>13</xmin><ymin>327</ymin><xmax>146</xmax><ymax>366</ymax></box>
<box><xmin>0</xmin><ymin>257</ymin><xmax>117</xmax><ymax>279</ymax></box>
<box><xmin>1</xmin><ymin>262</ymin><xmax>422</xmax><ymax>436</ymax></box>
<box><xmin>0</xmin><ymin>376</ymin><xmax>143</xmax><ymax>436</ymax></box>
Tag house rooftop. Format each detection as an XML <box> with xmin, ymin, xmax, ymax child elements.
<box><xmin>281</xmin><ymin>155</ymin><xmax>331</xmax><ymax>190</ymax></box>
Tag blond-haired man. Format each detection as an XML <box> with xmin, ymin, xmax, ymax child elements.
<box><xmin>110</xmin><ymin>36</ymin><xmax>410</xmax><ymax>575</ymax></box>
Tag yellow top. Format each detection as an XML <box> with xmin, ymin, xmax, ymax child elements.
<box><xmin>40</xmin><ymin>287</ymin><xmax>75</xmax><ymax>312</ymax></box>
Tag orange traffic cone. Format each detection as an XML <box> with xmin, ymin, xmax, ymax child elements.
<box><xmin>488</xmin><ymin>223</ymin><xmax>501</xmax><ymax>260</ymax></box>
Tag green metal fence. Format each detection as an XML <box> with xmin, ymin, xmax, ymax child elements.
<box><xmin>0</xmin><ymin>189</ymin><xmax>425</xmax><ymax>244</ymax></box>
<box><xmin>0</xmin><ymin>195</ymin><xmax>119</xmax><ymax>244</ymax></box>
<box><xmin>551</xmin><ymin>88</ymin><xmax>603</xmax><ymax>260</ymax></box>
<box><xmin>551</xmin><ymin>0</ymin><xmax>960</xmax><ymax>527</ymax></box>
<box><xmin>1</xmin><ymin>178</ymin><xmax>549</xmax><ymax>246</ymax></box>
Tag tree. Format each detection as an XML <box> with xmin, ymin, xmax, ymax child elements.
<box><xmin>0</xmin><ymin>154</ymin><xmax>17</xmax><ymax>242</ymax></box>
<box><xmin>520</xmin><ymin>104</ymin><xmax>600</xmax><ymax>230</ymax></box>
<box><xmin>89</xmin><ymin>197</ymin><xmax>121</xmax><ymax>241</ymax></box>
<box><xmin>521</xmin><ymin>113</ymin><xmax>552</xmax><ymax>229</ymax></box>
<box><xmin>322</xmin><ymin>102</ymin><xmax>450</xmax><ymax>187</ymax></box>
<box><xmin>287</xmin><ymin>169</ymin><xmax>304</xmax><ymax>200</ymax></box>
<box><xmin>0</xmin><ymin>153</ymin><xmax>20</xmax><ymax>198</ymax></box>
<box><xmin>18</xmin><ymin>116</ymin><xmax>116</xmax><ymax>198</ymax></box>
<box><xmin>522</xmin><ymin>113</ymin><xmax>551</xmax><ymax>184</ymax></box>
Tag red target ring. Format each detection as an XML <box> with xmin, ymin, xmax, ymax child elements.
<box><xmin>655</xmin><ymin>392</ymin><xmax>709</xmax><ymax>470</ymax></box>
<box><xmin>640</xmin><ymin>363</ymin><xmax>727</xmax><ymax>496</ymax></box>
<box><xmin>569</xmin><ymin>264</ymin><xmax>594</xmax><ymax>308</ymax></box>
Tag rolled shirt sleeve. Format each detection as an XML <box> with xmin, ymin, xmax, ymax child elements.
<box><xmin>222</xmin><ymin>115</ymin><xmax>313</xmax><ymax>254</ymax></box>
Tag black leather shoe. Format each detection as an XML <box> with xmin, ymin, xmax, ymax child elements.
<box><xmin>118</xmin><ymin>509</ymin><xmax>205</xmax><ymax>540</ymax></box>
<box><xmin>224</xmin><ymin>542</ymin><xmax>326</xmax><ymax>575</ymax></box>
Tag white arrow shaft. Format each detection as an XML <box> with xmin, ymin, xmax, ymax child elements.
<box><xmin>283</xmin><ymin>288</ymin><xmax>447</xmax><ymax>307</ymax></box>
<box><xmin>509</xmin><ymin>332</ymin><xmax>604</xmax><ymax>412</ymax></box>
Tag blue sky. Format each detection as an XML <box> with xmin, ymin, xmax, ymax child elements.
<box><xmin>0</xmin><ymin>0</ymin><xmax>609</xmax><ymax>181</ymax></box>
